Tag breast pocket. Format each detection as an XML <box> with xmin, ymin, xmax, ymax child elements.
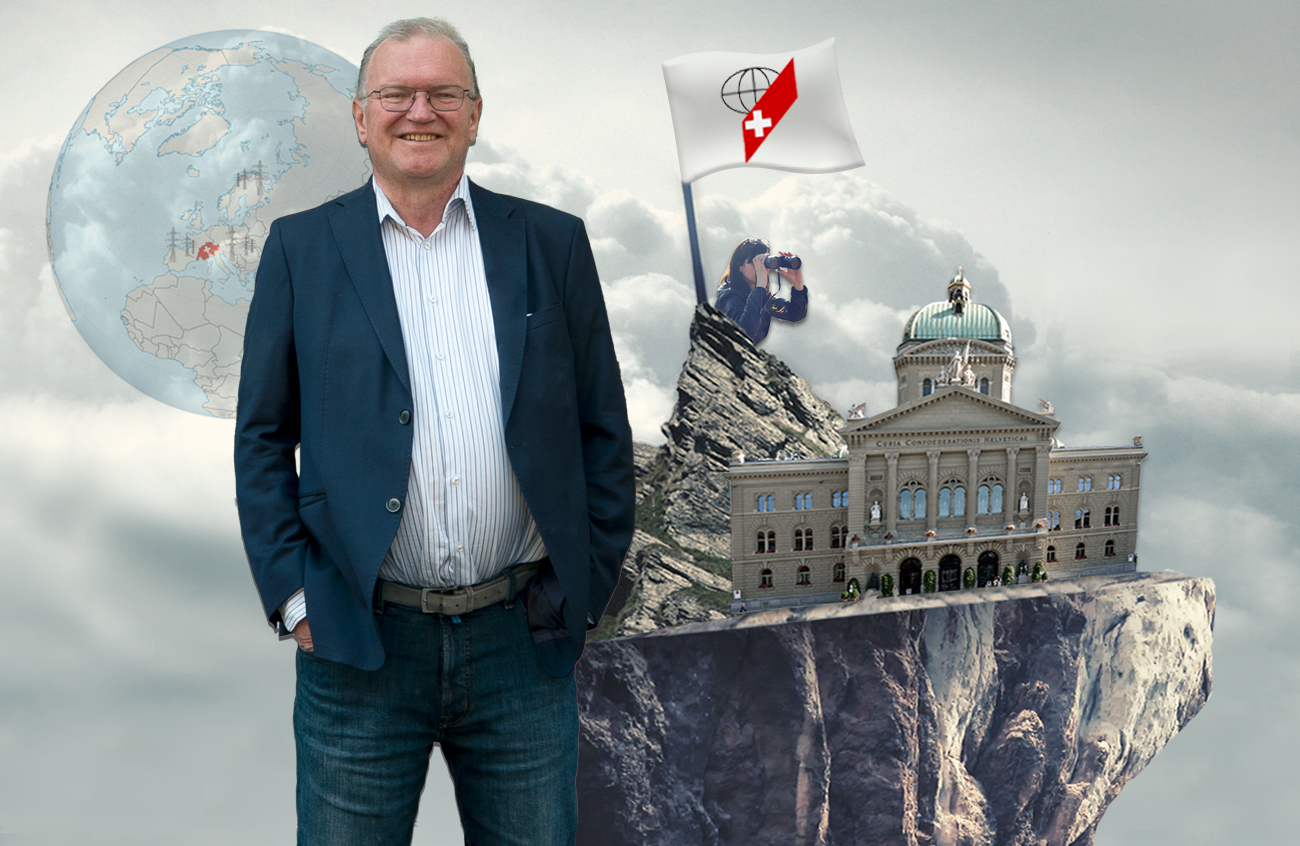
<box><xmin>526</xmin><ymin>304</ymin><xmax>564</xmax><ymax>330</ymax></box>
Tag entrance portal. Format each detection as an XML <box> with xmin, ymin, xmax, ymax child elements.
<box><xmin>899</xmin><ymin>558</ymin><xmax>922</xmax><ymax>595</ymax></box>
<box><xmin>939</xmin><ymin>554</ymin><xmax>962</xmax><ymax>591</ymax></box>
<box><xmin>978</xmin><ymin>551</ymin><xmax>1000</xmax><ymax>586</ymax></box>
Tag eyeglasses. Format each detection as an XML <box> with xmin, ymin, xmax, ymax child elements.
<box><xmin>366</xmin><ymin>85</ymin><xmax>473</xmax><ymax>113</ymax></box>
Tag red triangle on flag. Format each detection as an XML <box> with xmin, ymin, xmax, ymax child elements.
<box><xmin>742</xmin><ymin>59</ymin><xmax>798</xmax><ymax>162</ymax></box>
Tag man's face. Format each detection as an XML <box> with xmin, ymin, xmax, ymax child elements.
<box><xmin>353</xmin><ymin>35</ymin><xmax>482</xmax><ymax>194</ymax></box>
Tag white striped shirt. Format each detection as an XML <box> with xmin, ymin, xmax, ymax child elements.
<box><xmin>280</xmin><ymin>174</ymin><xmax>545</xmax><ymax>633</ymax></box>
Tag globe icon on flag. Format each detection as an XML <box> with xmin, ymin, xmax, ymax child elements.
<box><xmin>720</xmin><ymin>67</ymin><xmax>779</xmax><ymax>114</ymax></box>
<box><xmin>46</xmin><ymin>30</ymin><xmax>372</xmax><ymax>418</ymax></box>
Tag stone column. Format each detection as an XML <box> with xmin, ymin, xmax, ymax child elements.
<box><xmin>1004</xmin><ymin>446</ymin><xmax>1020</xmax><ymax>526</ymax></box>
<box><xmin>848</xmin><ymin>452</ymin><xmax>866</xmax><ymax>532</ymax></box>
<box><xmin>885</xmin><ymin>452</ymin><xmax>899</xmax><ymax>535</ymax></box>
<box><xmin>966</xmin><ymin>448</ymin><xmax>981</xmax><ymax>521</ymax></box>
<box><xmin>926</xmin><ymin>450</ymin><xmax>941</xmax><ymax>531</ymax></box>
<box><xmin>1035</xmin><ymin>444</ymin><xmax>1052</xmax><ymax>520</ymax></box>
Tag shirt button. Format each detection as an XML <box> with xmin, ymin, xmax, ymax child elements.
<box><xmin>445</xmin><ymin>411</ymin><xmax>453</xmax><ymax>419</ymax></box>
<box><xmin>457</xmin><ymin>543</ymin><xmax>464</xmax><ymax>552</ymax></box>
<box><xmin>436</xmin><ymin>353</ymin><xmax>444</xmax><ymax>361</ymax></box>
<box><xmin>422</xmin><ymin>241</ymin><xmax>431</xmax><ymax>251</ymax></box>
<box><xmin>399</xmin><ymin>410</ymin><xmax>411</xmax><ymax>424</ymax></box>
<box><xmin>386</xmin><ymin>498</ymin><xmax>401</xmax><ymax>512</ymax></box>
<box><xmin>429</xmin><ymin>296</ymin><xmax>436</xmax><ymax>304</ymax></box>
<box><xmin>451</xmin><ymin>476</ymin><xmax>460</xmax><ymax>485</ymax></box>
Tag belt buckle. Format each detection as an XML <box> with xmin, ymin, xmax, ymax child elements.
<box><xmin>421</xmin><ymin>586</ymin><xmax>471</xmax><ymax>615</ymax></box>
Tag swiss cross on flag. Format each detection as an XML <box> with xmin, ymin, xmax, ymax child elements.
<box><xmin>743</xmin><ymin>59</ymin><xmax>797</xmax><ymax>161</ymax></box>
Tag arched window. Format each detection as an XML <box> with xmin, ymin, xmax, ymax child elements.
<box><xmin>923</xmin><ymin>378</ymin><xmax>933</xmax><ymax>396</ymax></box>
<box><xmin>1105</xmin><ymin>539</ymin><xmax>1116</xmax><ymax>557</ymax></box>
<box><xmin>760</xmin><ymin>569</ymin><xmax>773</xmax><ymax>588</ymax></box>
<box><xmin>833</xmin><ymin>561</ymin><xmax>846</xmax><ymax>583</ymax></box>
<box><xmin>1075</xmin><ymin>542</ymin><xmax>1086</xmax><ymax>560</ymax></box>
<box><xmin>796</xmin><ymin>565</ymin><xmax>811</xmax><ymax>586</ymax></box>
<box><xmin>830</xmin><ymin>525</ymin><xmax>844</xmax><ymax>549</ymax></box>
<box><xmin>914</xmin><ymin>488</ymin><xmax>927</xmax><ymax>519</ymax></box>
<box><xmin>1046</xmin><ymin>545</ymin><xmax>1057</xmax><ymax>562</ymax></box>
<box><xmin>1108</xmin><ymin>474</ymin><xmax>1122</xmax><ymax>490</ymax></box>
<box><xmin>1082</xmin><ymin>508</ymin><xmax>1090</xmax><ymax>528</ymax></box>
<box><xmin>1052</xmin><ymin>511</ymin><xmax>1061</xmax><ymax>530</ymax></box>
<box><xmin>1105</xmin><ymin>505</ymin><xmax>1120</xmax><ymax>526</ymax></box>
<box><xmin>831</xmin><ymin>490</ymin><xmax>848</xmax><ymax>508</ymax></box>
<box><xmin>900</xmin><ymin>481</ymin><xmax>926</xmax><ymax>519</ymax></box>
<box><xmin>793</xmin><ymin>527</ymin><xmax>813</xmax><ymax>551</ymax></box>
<box><xmin>978</xmin><ymin>478</ymin><xmax>1003</xmax><ymax>515</ymax></box>
<box><xmin>980</xmin><ymin>377</ymin><xmax>990</xmax><ymax>395</ymax></box>
<box><xmin>757</xmin><ymin>493</ymin><xmax>774</xmax><ymax>512</ymax></box>
<box><xmin>952</xmin><ymin>485</ymin><xmax>966</xmax><ymax>516</ymax></box>
<box><xmin>938</xmin><ymin>486</ymin><xmax>951</xmax><ymax>517</ymax></box>
<box><xmin>899</xmin><ymin>488</ymin><xmax>913</xmax><ymax>520</ymax></box>
<box><xmin>794</xmin><ymin>492</ymin><xmax>812</xmax><ymax>510</ymax></box>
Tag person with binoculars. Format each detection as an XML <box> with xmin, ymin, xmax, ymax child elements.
<box><xmin>714</xmin><ymin>237</ymin><xmax>808</xmax><ymax>345</ymax></box>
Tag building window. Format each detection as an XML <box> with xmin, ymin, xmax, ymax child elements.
<box><xmin>1105</xmin><ymin>540</ymin><xmax>1116</xmax><ymax>557</ymax></box>
<box><xmin>923</xmin><ymin>378</ymin><xmax>933</xmax><ymax>396</ymax></box>
<box><xmin>1075</xmin><ymin>542</ymin><xmax>1086</xmax><ymax>560</ymax></box>
<box><xmin>760</xmin><ymin>569</ymin><xmax>773</xmax><ymax>588</ymax></box>
<box><xmin>794</xmin><ymin>527</ymin><xmax>813</xmax><ymax>551</ymax></box>
<box><xmin>756</xmin><ymin>530</ymin><xmax>775</xmax><ymax>554</ymax></box>
<box><xmin>937</xmin><ymin>481</ymin><xmax>965</xmax><ymax>518</ymax></box>
<box><xmin>796</xmin><ymin>565</ymin><xmax>811</xmax><ymax>586</ymax></box>
<box><xmin>833</xmin><ymin>561</ymin><xmax>846</xmax><ymax>582</ymax></box>
<box><xmin>756</xmin><ymin>494</ymin><xmax>774</xmax><ymax>512</ymax></box>
<box><xmin>1075</xmin><ymin>508</ymin><xmax>1091</xmax><ymax>529</ymax></box>
<box><xmin>899</xmin><ymin>481</ymin><xmax>926</xmax><ymax>520</ymax></box>
<box><xmin>1108</xmin><ymin>474</ymin><xmax>1122</xmax><ymax>490</ymax></box>
<box><xmin>1046</xmin><ymin>545</ymin><xmax>1057</xmax><ymax>562</ymax></box>
<box><xmin>1052</xmin><ymin>511</ymin><xmax>1061</xmax><ymax>530</ymax></box>
<box><xmin>980</xmin><ymin>377</ymin><xmax>990</xmax><ymax>395</ymax></box>
<box><xmin>831</xmin><ymin>490</ymin><xmax>848</xmax><ymax>508</ymax></box>
<box><xmin>830</xmin><ymin>525</ymin><xmax>844</xmax><ymax>549</ymax></box>
<box><xmin>977</xmin><ymin>479</ymin><xmax>1003</xmax><ymax>515</ymax></box>
<box><xmin>1104</xmin><ymin>505</ymin><xmax>1120</xmax><ymax>526</ymax></box>
<box><xmin>794</xmin><ymin>492</ymin><xmax>812</xmax><ymax>510</ymax></box>
<box><xmin>1077</xmin><ymin>476</ymin><xmax>1092</xmax><ymax>492</ymax></box>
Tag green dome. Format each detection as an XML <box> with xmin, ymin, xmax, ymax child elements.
<box><xmin>903</xmin><ymin>301</ymin><xmax>1012</xmax><ymax>343</ymax></box>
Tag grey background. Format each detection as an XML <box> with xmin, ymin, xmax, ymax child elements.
<box><xmin>1</xmin><ymin>1</ymin><xmax>1295</xmax><ymax>843</ymax></box>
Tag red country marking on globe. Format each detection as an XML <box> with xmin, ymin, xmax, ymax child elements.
<box><xmin>198</xmin><ymin>242</ymin><xmax>220</xmax><ymax>260</ymax></box>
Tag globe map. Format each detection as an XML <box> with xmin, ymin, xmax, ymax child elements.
<box><xmin>47</xmin><ymin>31</ymin><xmax>371</xmax><ymax>418</ymax></box>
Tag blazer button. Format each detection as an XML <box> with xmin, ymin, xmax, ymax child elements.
<box><xmin>399</xmin><ymin>409</ymin><xmax>411</xmax><ymax>424</ymax></box>
<box><xmin>386</xmin><ymin>498</ymin><xmax>402</xmax><ymax>512</ymax></box>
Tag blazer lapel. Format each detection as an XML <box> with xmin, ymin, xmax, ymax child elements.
<box><xmin>329</xmin><ymin>184</ymin><xmax>411</xmax><ymax>396</ymax></box>
<box><xmin>470</xmin><ymin>181</ymin><xmax>527</xmax><ymax>426</ymax></box>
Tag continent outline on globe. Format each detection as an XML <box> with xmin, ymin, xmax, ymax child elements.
<box><xmin>47</xmin><ymin>30</ymin><xmax>372</xmax><ymax>418</ymax></box>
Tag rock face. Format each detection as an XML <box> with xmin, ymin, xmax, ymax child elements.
<box><xmin>642</xmin><ymin>303</ymin><xmax>845</xmax><ymax>557</ymax></box>
<box><xmin>576</xmin><ymin>571</ymin><xmax>1214</xmax><ymax>846</ymax></box>
<box><xmin>594</xmin><ymin>306</ymin><xmax>846</xmax><ymax>638</ymax></box>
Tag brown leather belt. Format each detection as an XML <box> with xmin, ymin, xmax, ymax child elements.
<box><xmin>376</xmin><ymin>559</ymin><xmax>545</xmax><ymax>616</ymax></box>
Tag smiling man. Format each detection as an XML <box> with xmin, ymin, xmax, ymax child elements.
<box><xmin>233</xmin><ymin>17</ymin><xmax>635</xmax><ymax>845</ymax></box>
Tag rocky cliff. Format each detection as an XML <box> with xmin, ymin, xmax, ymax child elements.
<box><xmin>591</xmin><ymin>305</ymin><xmax>846</xmax><ymax>639</ymax></box>
<box><xmin>576</xmin><ymin>571</ymin><xmax>1214</xmax><ymax>846</ymax></box>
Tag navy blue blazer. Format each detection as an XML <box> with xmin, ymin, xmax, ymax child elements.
<box><xmin>233</xmin><ymin>180</ymin><xmax>635</xmax><ymax>676</ymax></box>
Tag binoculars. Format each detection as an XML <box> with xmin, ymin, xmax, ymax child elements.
<box><xmin>763</xmin><ymin>254</ymin><xmax>802</xmax><ymax>270</ymax></box>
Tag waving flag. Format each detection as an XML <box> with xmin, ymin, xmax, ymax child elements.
<box><xmin>663</xmin><ymin>39</ymin><xmax>863</xmax><ymax>183</ymax></box>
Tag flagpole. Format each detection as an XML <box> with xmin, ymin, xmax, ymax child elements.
<box><xmin>681</xmin><ymin>181</ymin><xmax>707</xmax><ymax>305</ymax></box>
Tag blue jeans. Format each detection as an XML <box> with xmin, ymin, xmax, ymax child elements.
<box><xmin>294</xmin><ymin>599</ymin><xmax>578</xmax><ymax>845</ymax></box>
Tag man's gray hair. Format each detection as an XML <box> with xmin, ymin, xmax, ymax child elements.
<box><xmin>356</xmin><ymin>17</ymin><xmax>480</xmax><ymax>100</ymax></box>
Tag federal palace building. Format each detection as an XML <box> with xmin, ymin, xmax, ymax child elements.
<box><xmin>727</xmin><ymin>270</ymin><xmax>1145</xmax><ymax>611</ymax></box>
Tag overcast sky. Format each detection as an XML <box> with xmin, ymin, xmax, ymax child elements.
<box><xmin>2</xmin><ymin>1</ymin><xmax>1297</xmax><ymax>843</ymax></box>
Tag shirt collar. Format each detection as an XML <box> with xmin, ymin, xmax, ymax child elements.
<box><xmin>372</xmin><ymin>172</ymin><xmax>478</xmax><ymax>234</ymax></box>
